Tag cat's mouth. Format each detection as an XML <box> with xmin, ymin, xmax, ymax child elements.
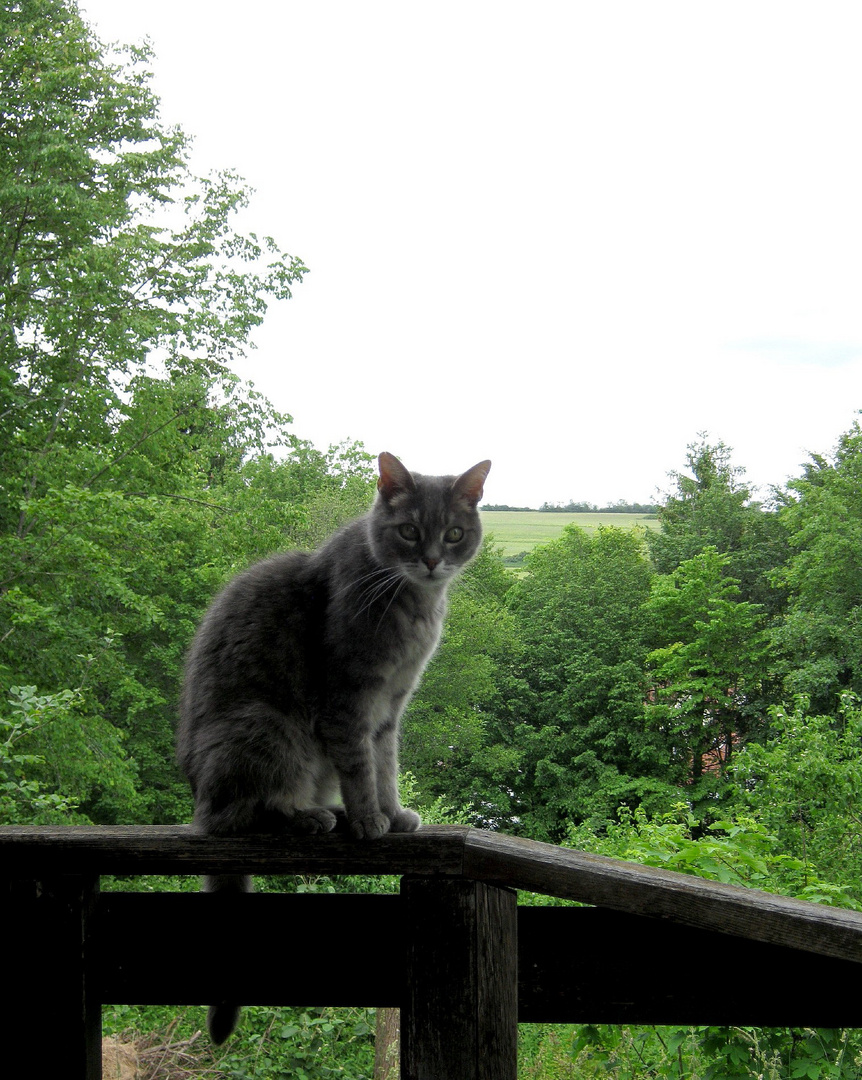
<box><xmin>409</xmin><ymin>562</ymin><xmax>451</xmax><ymax>586</ymax></box>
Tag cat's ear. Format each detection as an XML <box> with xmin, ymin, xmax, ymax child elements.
<box><xmin>377</xmin><ymin>451</ymin><xmax>417</xmax><ymax>501</ymax></box>
<box><xmin>452</xmin><ymin>460</ymin><xmax>491</xmax><ymax>508</ymax></box>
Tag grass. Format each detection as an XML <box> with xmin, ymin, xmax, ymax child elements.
<box><xmin>480</xmin><ymin>510</ymin><xmax>659</xmax><ymax>561</ymax></box>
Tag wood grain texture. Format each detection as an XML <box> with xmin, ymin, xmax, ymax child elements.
<box><xmin>19</xmin><ymin>890</ymin><xmax>862</xmax><ymax>1025</ymax></box>
<box><xmin>401</xmin><ymin>878</ymin><xmax>518</xmax><ymax>1080</ymax></box>
<box><xmin>4</xmin><ymin>824</ymin><xmax>862</xmax><ymax>965</ymax></box>
<box><xmin>8</xmin><ymin>822</ymin><xmax>862</xmax><ymax>1080</ymax></box>
<box><xmin>517</xmin><ymin>906</ymin><xmax>862</xmax><ymax>1026</ymax></box>
<box><xmin>0</xmin><ymin>824</ymin><xmax>469</xmax><ymax>877</ymax></box>
<box><xmin>462</xmin><ymin>830</ymin><xmax>862</xmax><ymax>963</ymax></box>
<box><xmin>4</xmin><ymin>874</ymin><xmax>102</xmax><ymax>1080</ymax></box>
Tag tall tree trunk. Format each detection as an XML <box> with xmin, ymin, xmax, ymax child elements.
<box><xmin>374</xmin><ymin>1007</ymin><xmax>400</xmax><ymax>1080</ymax></box>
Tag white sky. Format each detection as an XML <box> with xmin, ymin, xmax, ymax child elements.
<box><xmin>80</xmin><ymin>0</ymin><xmax>862</xmax><ymax>507</ymax></box>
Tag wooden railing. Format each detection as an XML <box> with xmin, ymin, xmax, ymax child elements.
<box><xmin>4</xmin><ymin>824</ymin><xmax>862</xmax><ymax>1079</ymax></box>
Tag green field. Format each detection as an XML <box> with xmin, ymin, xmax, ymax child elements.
<box><xmin>480</xmin><ymin>510</ymin><xmax>659</xmax><ymax>561</ymax></box>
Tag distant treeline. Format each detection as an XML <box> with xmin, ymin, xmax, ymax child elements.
<box><xmin>482</xmin><ymin>501</ymin><xmax>659</xmax><ymax>514</ymax></box>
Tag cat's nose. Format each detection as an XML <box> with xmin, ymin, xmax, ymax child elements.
<box><xmin>423</xmin><ymin>557</ymin><xmax>440</xmax><ymax>571</ymax></box>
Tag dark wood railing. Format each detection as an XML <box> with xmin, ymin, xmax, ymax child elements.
<box><xmin>4</xmin><ymin>824</ymin><xmax>862</xmax><ymax>1079</ymax></box>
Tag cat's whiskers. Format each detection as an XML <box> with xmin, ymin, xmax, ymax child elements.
<box><xmin>331</xmin><ymin>565</ymin><xmax>394</xmax><ymax>600</ymax></box>
<box><xmin>376</xmin><ymin>575</ymin><xmax>408</xmax><ymax>632</ymax></box>
<box><xmin>350</xmin><ymin>567</ymin><xmax>406</xmax><ymax>622</ymax></box>
<box><xmin>335</xmin><ymin>566</ymin><xmax>402</xmax><ymax>616</ymax></box>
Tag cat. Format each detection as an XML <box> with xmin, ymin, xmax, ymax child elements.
<box><xmin>176</xmin><ymin>450</ymin><xmax>490</xmax><ymax>1043</ymax></box>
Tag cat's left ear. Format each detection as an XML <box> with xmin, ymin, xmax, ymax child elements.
<box><xmin>452</xmin><ymin>460</ymin><xmax>491</xmax><ymax>508</ymax></box>
<box><xmin>378</xmin><ymin>451</ymin><xmax>417</xmax><ymax>501</ymax></box>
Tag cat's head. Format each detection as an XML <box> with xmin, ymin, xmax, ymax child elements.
<box><xmin>369</xmin><ymin>452</ymin><xmax>491</xmax><ymax>588</ymax></box>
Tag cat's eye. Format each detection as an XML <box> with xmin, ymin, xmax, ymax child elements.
<box><xmin>444</xmin><ymin>527</ymin><xmax>464</xmax><ymax>544</ymax></box>
<box><xmin>398</xmin><ymin>523</ymin><xmax>420</xmax><ymax>541</ymax></box>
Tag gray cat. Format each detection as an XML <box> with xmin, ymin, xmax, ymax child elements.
<box><xmin>176</xmin><ymin>451</ymin><xmax>490</xmax><ymax>1043</ymax></box>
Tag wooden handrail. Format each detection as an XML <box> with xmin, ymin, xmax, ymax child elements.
<box><xmin>0</xmin><ymin>823</ymin><xmax>472</xmax><ymax>876</ymax></box>
<box><xmin>4</xmin><ymin>823</ymin><xmax>862</xmax><ymax>963</ymax></box>
<box><xmin>461</xmin><ymin>829</ymin><xmax>862</xmax><ymax>963</ymax></box>
<box><xmin>4</xmin><ymin>824</ymin><xmax>862</xmax><ymax>1079</ymax></box>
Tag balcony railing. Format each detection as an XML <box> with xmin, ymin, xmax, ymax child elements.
<box><xmin>4</xmin><ymin>823</ymin><xmax>862</xmax><ymax>1079</ymax></box>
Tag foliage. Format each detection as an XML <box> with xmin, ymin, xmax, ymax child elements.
<box><xmin>565</xmin><ymin>1025</ymin><xmax>862</xmax><ymax>1080</ymax></box>
<box><xmin>0</xmin><ymin>0</ymin><xmax>343</xmax><ymax>825</ymax></box>
<box><xmin>648</xmin><ymin>436</ymin><xmax>788</xmax><ymax>613</ymax></box>
<box><xmin>559</xmin><ymin>800</ymin><xmax>862</xmax><ymax>1080</ymax></box>
<box><xmin>502</xmin><ymin>525</ymin><xmax>677</xmax><ymax>840</ymax></box>
<box><xmin>772</xmin><ymin>418</ymin><xmax>862</xmax><ymax>710</ymax></box>
<box><xmin>643</xmin><ymin>547</ymin><xmax>772</xmax><ymax>797</ymax></box>
<box><xmin>0</xmin><ymin>684</ymin><xmax>87</xmax><ymax>822</ymax></box>
<box><xmin>102</xmin><ymin>1005</ymin><xmax>376</xmax><ymax>1080</ymax></box>
<box><xmin>733</xmin><ymin>694</ymin><xmax>862</xmax><ymax>899</ymax></box>
<box><xmin>567</xmin><ymin>803</ymin><xmax>861</xmax><ymax>908</ymax></box>
<box><xmin>539</xmin><ymin>501</ymin><xmax>659</xmax><ymax>514</ymax></box>
<box><xmin>216</xmin><ymin>1007</ymin><xmax>376</xmax><ymax>1080</ymax></box>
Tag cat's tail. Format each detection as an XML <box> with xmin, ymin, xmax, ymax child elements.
<box><xmin>207</xmin><ymin>1002</ymin><xmax>242</xmax><ymax>1046</ymax></box>
<box><xmin>203</xmin><ymin>872</ymin><xmax>252</xmax><ymax>1044</ymax></box>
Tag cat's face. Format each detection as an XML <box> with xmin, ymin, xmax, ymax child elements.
<box><xmin>370</xmin><ymin>453</ymin><xmax>491</xmax><ymax>588</ymax></box>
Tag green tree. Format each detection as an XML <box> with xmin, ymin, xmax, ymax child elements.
<box><xmin>504</xmin><ymin>526</ymin><xmax>675</xmax><ymax>840</ymax></box>
<box><xmin>772</xmin><ymin>418</ymin><xmax>862</xmax><ymax>711</ymax></box>
<box><xmin>0</xmin><ymin>684</ymin><xmax>93</xmax><ymax>823</ymax></box>
<box><xmin>1</xmin><ymin>0</ymin><xmax>306</xmax><ymax>513</ymax></box>
<box><xmin>649</xmin><ymin>437</ymin><xmax>788</xmax><ymax>614</ymax></box>
<box><xmin>643</xmin><ymin>548</ymin><xmax>771</xmax><ymax>795</ymax></box>
<box><xmin>0</xmin><ymin>0</ymin><xmax>316</xmax><ymax>823</ymax></box>
<box><xmin>733</xmin><ymin>694</ymin><xmax>862</xmax><ymax>900</ymax></box>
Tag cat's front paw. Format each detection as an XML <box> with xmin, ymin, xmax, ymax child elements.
<box><xmin>293</xmin><ymin>807</ymin><xmax>339</xmax><ymax>834</ymax></box>
<box><xmin>389</xmin><ymin>807</ymin><xmax>421</xmax><ymax>833</ymax></box>
<box><xmin>350</xmin><ymin>812</ymin><xmax>392</xmax><ymax>840</ymax></box>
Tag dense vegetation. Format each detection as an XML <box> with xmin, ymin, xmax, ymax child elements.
<box><xmin>4</xmin><ymin>3</ymin><xmax>862</xmax><ymax>1076</ymax></box>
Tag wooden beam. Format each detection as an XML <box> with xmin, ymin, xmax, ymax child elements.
<box><xmin>463</xmin><ymin>830</ymin><xmax>862</xmax><ymax>964</ymax></box>
<box><xmin>89</xmin><ymin>893</ymin><xmax>862</xmax><ymax>1026</ymax></box>
<box><xmin>5</xmin><ymin>825</ymin><xmax>862</xmax><ymax>965</ymax></box>
<box><xmin>0</xmin><ymin>824</ymin><xmax>470</xmax><ymax>877</ymax></box>
<box><xmin>4</xmin><ymin>875</ymin><xmax>101</xmax><ymax>1080</ymax></box>
<box><xmin>93</xmin><ymin>892</ymin><xmax>403</xmax><ymax>1005</ymax></box>
<box><xmin>8</xmin><ymin>824</ymin><xmax>862</xmax><ymax>1080</ymax></box>
<box><xmin>517</xmin><ymin>907</ymin><xmax>862</xmax><ymax>1027</ymax></box>
<box><xmin>401</xmin><ymin>878</ymin><xmax>518</xmax><ymax>1080</ymax></box>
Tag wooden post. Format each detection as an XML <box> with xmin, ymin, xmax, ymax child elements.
<box><xmin>401</xmin><ymin>877</ymin><xmax>517</xmax><ymax>1080</ymax></box>
<box><xmin>3</xmin><ymin>874</ymin><xmax>101</xmax><ymax>1080</ymax></box>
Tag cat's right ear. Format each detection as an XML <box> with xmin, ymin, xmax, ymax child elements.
<box><xmin>378</xmin><ymin>452</ymin><xmax>417</xmax><ymax>501</ymax></box>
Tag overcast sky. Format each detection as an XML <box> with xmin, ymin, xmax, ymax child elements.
<box><xmin>80</xmin><ymin>0</ymin><xmax>862</xmax><ymax>507</ymax></box>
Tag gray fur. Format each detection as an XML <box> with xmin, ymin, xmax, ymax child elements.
<box><xmin>176</xmin><ymin>452</ymin><xmax>490</xmax><ymax>1043</ymax></box>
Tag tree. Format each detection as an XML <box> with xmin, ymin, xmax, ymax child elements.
<box><xmin>648</xmin><ymin>437</ymin><xmax>788</xmax><ymax>614</ymax></box>
<box><xmin>733</xmin><ymin>694</ymin><xmax>862</xmax><ymax>900</ymax></box>
<box><xmin>0</xmin><ymin>0</ymin><xmax>314</xmax><ymax>823</ymax></box>
<box><xmin>0</xmin><ymin>684</ymin><xmax>96</xmax><ymax>823</ymax></box>
<box><xmin>503</xmin><ymin>526</ymin><xmax>676</xmax><ymax>840</ymax></box>
<box><xmin>1</xmin><ymin>0</ymin><xmax>306</xmax><ymax>513</ymax></box>
<box><xmin>772</xmin><ymin>418</ymin><xmax>862</xmax><ymax>711</ymax></box>
<box><xmin>643</xmin><ymin>548</ymin><xmax>771</xmax><ymax>796</ymax></box>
